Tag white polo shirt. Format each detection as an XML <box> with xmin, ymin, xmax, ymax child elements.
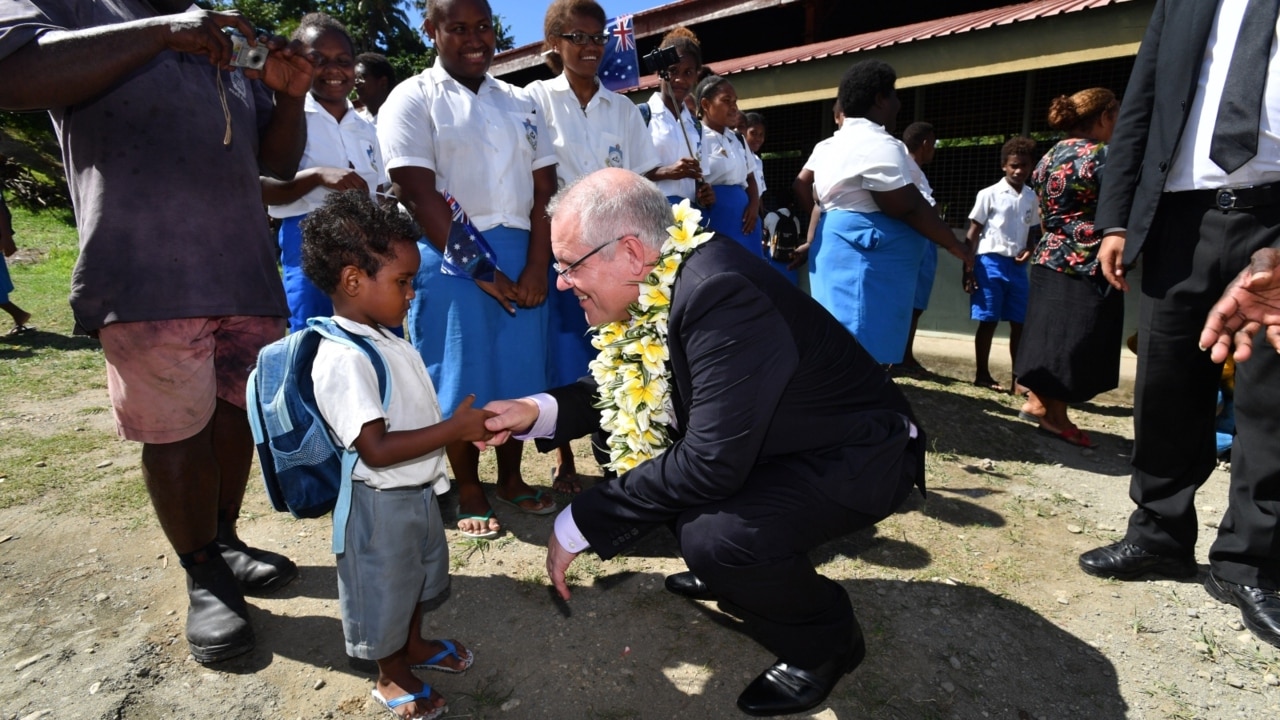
<box><xmin>645</xmin><ymin>92</ymin><xmax>703</xmax><ymax>199</ymax></box>
<box><xmin>904</xmin><ymin>153</ymin><xmax>935</xmax><ymax>206</ymax></box>
<box><xmin>312</xmin><ymin>316</ymin><xmax>450</xmax><ymax>492</ymax></box>
<box><xmin>378</xmin><ymin>63</ymin><xmax>556</xmax><ymax>232</ymax></box>
<box><xmin>701</xmin><ymin>126</ymin><xmax>751</xmax><ymax>188</ymax></box>
<box><xmin>751</xmin><ymin>152</ymin><xmax>767</xmax><ymax>195</ymax></box>
<box><xmin>526</xmin><ymin>74</ymin><xmax>659</xmax><ymax>189</ymax></box>
<box><xmin>968</xmin><ymin>177</ymin><xmax>1041</xmax><ymax>257</ymax></box>
<box><xmin>808</xmin><ymin>117</ymin><xmax>912</xmax><ymax>213</ymax></box>
<box><xmin>268</xmin><ymin>94</ymin><xmax>385</xmax><ymax>220</ymax></box>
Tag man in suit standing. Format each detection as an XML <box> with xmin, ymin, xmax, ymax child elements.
<box><xmin>482</xmin><ymin>167</ymin><xmax>925</xmax><ymax>717</ymax></box>
<box><xmin>1080</xmin><ymin>0</ymin><xmax>1280</xmax><ymax>649</ymax></box>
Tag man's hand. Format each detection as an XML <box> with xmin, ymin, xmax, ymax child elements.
<box><xmin>1098</xmin><ymin>232</ymin><xmax>1129</xmax><ymax>292</ymax></box>
<box><xmin>475</xmin><ymin>397</ymin><xmax>541</xmax><ymax>448</ymax></box>
<box><xmin>153</xmin><ymin>9</ymin><xmax>254</xmax><ymax>68</ymax></box>
<box><xmin>546</xmin><ymin>532</ymin><xmax>580</xmax><ymax>601</ymax></box>
<box><xmin>250</xmin><ymin>35</ymin><xmax>314</xmax><ymax>98</ymax></box>
<box><xmin>1200</xmin><ymin>248</ymin><xmax>1280</xmax><ymax>362</ymax></box>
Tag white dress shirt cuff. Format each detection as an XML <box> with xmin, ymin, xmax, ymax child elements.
<box><xmin>554</xmin><ymin>505</ymin><xmax>591</xmax><ymax>553</ymax></box>
<box><xmin>513</xmin><ymin>393</ymin><xmax>558</xmax><ymax>441</ymax></box>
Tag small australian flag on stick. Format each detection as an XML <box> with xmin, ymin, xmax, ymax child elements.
<box><xmin>598</xmin><ymin>14</ymin><xmax>639</xmax><ymax>92</ymax></box>
<box><xmin>440</xmin><ymin>191</ymin><xmax>499</xmax><ymax>282</ymax></box>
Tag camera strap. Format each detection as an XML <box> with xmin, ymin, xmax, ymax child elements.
<box><xmin>215</xmin><ymin>71</ymin><xmax>232</xmax><ymax>146</ymax></box>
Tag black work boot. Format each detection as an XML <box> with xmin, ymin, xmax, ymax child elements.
<box><xmin>183</xmin><ymin>547</ymin><xmax>255</xmax><ymax>664</ymax></box>
<box><xmin>217</xmin><ymin>518</ymin><xmax>298</xmax><ymax>596</ymax></box>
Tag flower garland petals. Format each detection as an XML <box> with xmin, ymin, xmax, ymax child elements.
<box><xmin>591</xmin><ymin>201</ymin><xmax>713</xmax><ymax>473</ymax></box>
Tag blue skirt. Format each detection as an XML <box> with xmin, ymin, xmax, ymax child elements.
<box><xmin>706</xmin><ymin>185</ymin><xmax>763</xmax><ymax>258</ymax></box>
<box><xmin>809</xmin><ymin>209</ymin><xmax>926</xmax><ymax>364</ymax></box>
<box><xmin>0</xmin><ymin>256</ymin><xmax>12</xmax><ymax>304</ymax></box>
<box><xmin>279</xmin><ymin>215</ymin><xmax>333</xmax><ymax>333</ymax></box>
<box><xmin>547</xmin><ymin>266</ymin><xmax>595</xmax><ymax>387</ymax></box>
<box><xmin>913</xmin><ymin>242</ymin><xmax>939</xmax><ymax>311</ymax></box>
<box><xmin>408</xmin><ymin>226</ymin><xmax>549</xmax><ymax>415</ymax></box>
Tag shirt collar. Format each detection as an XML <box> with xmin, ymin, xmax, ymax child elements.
<box><xmin>303</xmin><ymin>92</ymin><xmax>356</xmax><ymax>120</ymax></box>
<box><xmin>426</xmin><ymin>62</ymin><xmax>497</xmax><ymax>94</ymax></box>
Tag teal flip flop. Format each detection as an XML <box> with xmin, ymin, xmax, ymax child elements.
<box><xmin>455</xmin><ymin>510</ymin><xmax>499</xmax><ymax>539</ymax></box>
<box><xmin>494</xmin><ymin>488</ymin><xmax>557</xmax><ymax>516</ymax></box>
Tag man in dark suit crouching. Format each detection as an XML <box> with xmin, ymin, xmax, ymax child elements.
<box><xmin>481</xmin><ymin>167</ymin><xmax>925</xmax><ymax>716</ymax></box>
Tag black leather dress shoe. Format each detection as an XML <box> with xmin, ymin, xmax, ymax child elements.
<box><xmin>1078</xmin><ymin>541</ymin><xmax>1196</xmax><ymax>580</ymax></box>
<box><xmin>664</xmin><ymin>571</ymin><xmax>716</xmax><ymax>600</ymax></box>
<box><xmin>1204</xmin><ymin>572</ymin><xmax>1280</xmax><ymax>649</ymax></box>
<box><xmin>737</xmin><ymin>633</ymin><xmax>867</xmax><ymax>717</ymax></box>
<box><xmin>185</xmin><ymin>553</ymin><xmax>255</xmax><ymax>664</ymax></box>
<box><xmin>217</xmin><ymin>536</ymin><xmax>298</xmax><ymax>596</ymax></box>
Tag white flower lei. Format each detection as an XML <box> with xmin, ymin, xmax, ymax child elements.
<box><xmin>588</xmin><ymin>200</ymin><xmax>714</xmax><ymax>473</ymax></box>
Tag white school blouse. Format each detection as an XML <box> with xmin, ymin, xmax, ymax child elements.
<box><xmin>526</xmin><ymin>74</ymin><xmax>659</xmax><ymax>188</ymax></box>
<box><xmin>378</xmin><ymin>63</ymin><xmax>556</xmax><ymax>232</ymax></box>
<box><xmin>268</xmin><ymin>93</ymin><xmax>384</xmax><ymax>219</ymax></box>
<box><xmin>808</xmin><ymin>117</ymin><xmax>912</xmax><ymax>214</ymax></box>
<box><xmin>645</xmin><ymin>92</ymin><xmax>703</xmax><ymax>200</ymax></box>
<box><xmin>701</xmin><ymin>125</ymin><xmax>751</xmax><ymax>188</ymax></box>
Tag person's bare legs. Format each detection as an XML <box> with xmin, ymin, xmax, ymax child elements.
<box><xmin>900</xmin><ymin>308</ymin><xmax>926</xmax><ymax>370</ymax></box>
<box><xmin>446</xmin><ymin>442</ymin><xmax>500</xmax><ymax>536</ymax></box>
<box><xmin>374</xmin><ymin>603</ymin><xmax>449</xmax><ymax>719</ymax></box>
<box><xmin>1009</xmin><ymin>321</ymin><xmax>1025</xmax><ymax>395</ymax></box>
<box><xmin>495</xmin><ymin>440</ymin><xmax>554</xmax><ymax>511</ymax></box>
<box><xmin>973</xmin><ymin>321</ymin><xmax>1004</xmax><ymax>391</ymax></box>
<box><xmin>552</xmin><ymin>443</ymin><xmax>582</xmax><ymax>494</ymax></box>
<box><xmin>1</xmin><ymin>301</ymin><xmax>30</xmax><ymax>330</ymax></box>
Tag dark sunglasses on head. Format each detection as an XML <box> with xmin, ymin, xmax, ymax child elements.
<box><xmin>560</xmin><ymin>31</ymin><xmax>609</xmax><ymax>46</ymax></box>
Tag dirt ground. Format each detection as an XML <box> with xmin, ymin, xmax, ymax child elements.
<box><xmin>1</xmin><ymin>335</ymin><xmax>1278</xmax><ymax>720</ymax></box>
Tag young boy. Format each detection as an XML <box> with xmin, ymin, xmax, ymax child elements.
<box><xmin>965</xmin><ymin>136</ymin><xmax>1040</xmax><ymax>393</ymax></box>
<box><xmin>301</xmin><ymin>190</ymin><xmax>493</xmax><ymax>720</ymax></box>
<box><xmin>900</xmin><ymin>121</ymin><xmax>939</xmax><ymax>374</ymax></box>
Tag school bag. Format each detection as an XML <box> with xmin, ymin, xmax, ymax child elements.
<box><xmin>246</xmin><ymin>317</ymin><xmax>390</xmax><ymax>554</ymax></box>
<box><xmin>763</xmin><ymin>208</ymin><xmax>801</xmax><ymax>262</ymax></box>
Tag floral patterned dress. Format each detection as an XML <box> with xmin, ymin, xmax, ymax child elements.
<box><xmin>1030</xmin><ymin>137</ymin><xmax>1107</xmax><ymax>276</ymax></box>
<box><xmin>1015</xmin><ymin>136</ymin><xmax>1124</xmax><ymax>403</ymax></box>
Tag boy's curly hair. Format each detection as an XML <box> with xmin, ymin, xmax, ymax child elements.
<box><xmin>300</xmin><ymin>190</ymin><xmax>421</xmax><ymax>294</ymax></box>
<box><xmin>1000</xmin><ymin>136</ymin><xmax>1038</xmax><ymax>165</ymax></box>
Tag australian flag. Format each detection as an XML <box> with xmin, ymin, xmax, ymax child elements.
<box><xmin>440</xmin><ymin>191</ymin><xmax>499</xmax><ymax>282</ymax></box>
<box><xmin>598</xmin><ymin>15</ymin><xmax>639</xmax><ymax>92</ymax></box>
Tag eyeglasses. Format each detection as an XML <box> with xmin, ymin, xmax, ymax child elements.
<box><xmin>553</xmin><ymin>236</ymin><xmax>626</xmax><ymax>281</ymax></box>
<box><xmin>560</xmin><ymin>31</ymin><xmax>609</xmax><ymax>46</ymax></box>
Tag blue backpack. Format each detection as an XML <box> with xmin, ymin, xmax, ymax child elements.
<box><xmin>246</xmin><ymin>317</ymin><xmax>390</xmax><ymax>553</ymax></box>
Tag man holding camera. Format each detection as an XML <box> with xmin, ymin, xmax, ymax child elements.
<box><xmin>0</xmin><ymin>1</ymin><xmax>313</xmax><ymax>663</ymax></box>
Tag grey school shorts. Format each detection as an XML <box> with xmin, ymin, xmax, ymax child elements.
<box><xmin>337</xmin><ymin>482</ymin><xmax>450</xmax><ymax>660</ymax></box>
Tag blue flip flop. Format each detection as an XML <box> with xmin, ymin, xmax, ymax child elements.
<box><xmin>371</xmin><ymin>686</ymin><xmax>446</xmax><ymax>720</ymax></box>
<box><xmin>411</xmin><ymin>638</ymin><xmax>474</xmax><ymax>673</ymax></box>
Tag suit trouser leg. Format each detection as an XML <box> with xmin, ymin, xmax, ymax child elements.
<box><xmin>1208</xmin><ymin>211</ymin><xmax>1280</xmax><ymax>590</ymax></box>
<box><xmin>673</xmin><ymin>461</ymin><xmax>908</xmax><ymax>669</ymax></box>
<box><xmin>1126</xmin><ymin>199</ymin><xmax>1280</xmax><ymax>588</ymax></box>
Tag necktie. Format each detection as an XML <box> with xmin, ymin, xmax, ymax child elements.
<box><xmin>1209</xmin><ymin>0</ymin><xmax>1280</xmax><ymax>174</ymax></box>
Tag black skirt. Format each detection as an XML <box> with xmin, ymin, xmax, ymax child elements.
<box><xmin>1015</xmin><ymin>263</ymin><xmax>1125</xmax><ymax>404</ymax></box>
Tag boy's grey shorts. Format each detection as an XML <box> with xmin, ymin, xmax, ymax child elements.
<box><xmin>337</xmin><ymin>482</ymin><xmax>450</xmax><ymax>660</ymax></box>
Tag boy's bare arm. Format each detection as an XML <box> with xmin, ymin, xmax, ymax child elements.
<box><xmin>351</xmin><ymin>395</ymin><xmax>494</xmax><ymax>468</ymax></box>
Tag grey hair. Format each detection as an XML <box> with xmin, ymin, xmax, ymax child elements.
<box><xmin>547</xmin><ymin>170</ymin><xmax>670</xmax><ymax>258</ymax></box>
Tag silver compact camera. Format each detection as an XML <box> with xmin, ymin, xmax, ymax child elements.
<box><xmin>225</xmin><ymin>29</ymin><xmax>267</xmax><ymax>70</ymax></box>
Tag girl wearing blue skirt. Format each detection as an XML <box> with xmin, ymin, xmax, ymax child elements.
<box><xmin>694</xmin><ymin>75</ymin><xmax>761</xmax><ymax>258</ymax></box>
<box><xmin>379</xmin><ymin>0</ymin><xmax>557</xmax><ymax>538</ymax></box>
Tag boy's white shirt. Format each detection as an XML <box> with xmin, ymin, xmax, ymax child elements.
<box><xmin>312</xmin><ymin>316</ymin><xmax>450</xmax><ymax>492</ymax></box>
<box><xmin>968</xmin><ymin>177</ymin><xmax>1040</xmax><ymax>257</ymax></box>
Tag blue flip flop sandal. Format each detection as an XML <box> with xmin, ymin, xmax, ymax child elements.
<box><xmin>371</xmin><ymin>686</ymin><xmax>446</xmax><ymax>720</ymax></box>
<box><xmin>411</xmin><ymin>638</ymin><xmax>474</xmax><ymax>673</ymax></box>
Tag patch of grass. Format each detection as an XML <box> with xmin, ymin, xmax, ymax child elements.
<box><xmin>457</xmin><ymin>676</ymin><xmax>513</xmax><ymax>715</ymax></box>
<box><xmin>0</xmin><ymin>205</ymin><xmax>103</xmax><ymax>403</ymax></box>
<box><xmin>0</xmin><ymin>429</ymin><xmax>117</xmax><ymax>509</ymax></box>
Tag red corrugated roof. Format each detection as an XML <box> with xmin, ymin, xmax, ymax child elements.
<box><xmin>630</xmin><ymin>0</ymin><xmax>1135</xmax><ymax>91</ymax></box>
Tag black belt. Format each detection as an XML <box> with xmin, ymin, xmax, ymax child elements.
<box><xmin>1184</xmin><ymin>182</ymin><xmax>1280</xmax><ymax>211</ymax></box>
